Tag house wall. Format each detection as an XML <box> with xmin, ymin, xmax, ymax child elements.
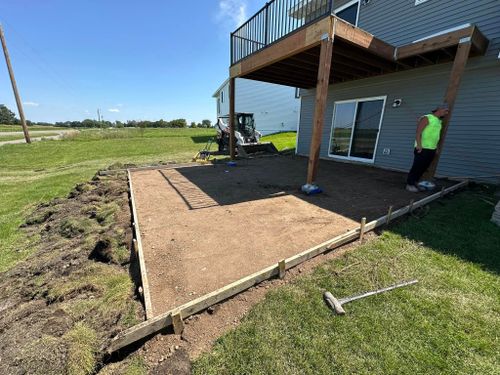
<box><xmin>215</xmin><ymin>78</ymin><xmax>300</xmax><ymax>135</ymax></box>
<box><xmin>296</xmin><ymin>0</ymin><xmax>500</xmax><ymax>182</ymax></box>
<box><xmin>296</xmin><ymin>62</ymin><xmax>500</xmax><ymax>182</ymax></box>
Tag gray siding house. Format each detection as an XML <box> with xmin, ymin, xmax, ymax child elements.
<box><xmin>295</xmin><ymin>0</ymin><xmax>500</xmax><ymax>182</ymax></box>
<box><xmin>228</xmin><ymin>0</ymin><xmax>499</xmax><ymax>183</ymax></box>
<box><xmin>212</xmin><ymin>78</ymin><xmax>300</xmax><ymax>135</ymax></box>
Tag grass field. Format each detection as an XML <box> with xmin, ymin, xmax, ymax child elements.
<box><xmin>261</xmin><ymin>131</ymin><xmax>296</xmax><ymax>151</ymax></box>
<box><xmin>193</xmin><ymin>188</ymin><xmax>500</xmax><ymax>374</ymax></box>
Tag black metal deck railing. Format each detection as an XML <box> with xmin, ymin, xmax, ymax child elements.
<box><xmin>231</xmin><ymin>0</ymin><xmax>333</xmax><ymax>64</ymax></box>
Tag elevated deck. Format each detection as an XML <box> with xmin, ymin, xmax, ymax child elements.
<box><xmin>230</xmin><ymin>15</ymin><xmax>488</xmax><ymax>88</ymax></box>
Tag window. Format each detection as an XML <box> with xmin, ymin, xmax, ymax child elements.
<box><xmin>329</xmin><ymin>96</ymin><xmax>386</xmax><ymax>162</ymax></box>
<box><xmin>415</xmin><ymin>0</ymin><xmax>431</xmax><ymax>5</ymax></box>
<box><xmin>294</xmin><ymin>88</ymin><xmax>300</xmax><ymax>98</ymax></box>
<box><xmin>221</xmin><ymin>91</ymin><xmax>224</xmax><ymax>103</ymax></box>
<box><xmin>335</xmin><ymin>0</ymin><xmax>360</xmax><ymax>26</ymax></box>
<box><xmin>217</xmin><ymin>98</ymin><xmax>220</xmax><ymax>114</ymax></box>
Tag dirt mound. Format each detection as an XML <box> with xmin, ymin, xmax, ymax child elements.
<box><xmin>0</xmin><ymin>172</ymin><xmax>144</xmax><ymax>375</ymax></box>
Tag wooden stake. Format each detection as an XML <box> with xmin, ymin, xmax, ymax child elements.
<box><xmin>359</xmin><ymin>217</ymin><xmax>366</xmax><ymax>241</ymax></box>
<box><xmin>132</xmin><ymin>238</ymin><xmax>138</xmax><ymax>256</ymax></box>
<box><xmin>408</xmin><ymin>199</ymin><xmax>415</xmax><ymax>213</ymax></box>
<box><xmin>229</xmin><ymin>77</ymin><xmax>236</xmax><ymax>160</ymax></box>
<box><xmin>306</xmin><ymin>37</ymin><xmax>333</xmax><ymax>184</ymax></box>
<box><xmin>0</xmin><ymin>24</ymin><xmax>30</xmax><ymax>144</ymax></box>
<box><xmin>426</xmin><ymin>39</ymin><xmax>472</xmax><ymax>178</ymax></box>
<box><xmin>172</xmin><ymin>311</ymin><xmax>184</xmax><ymax>335</ymax></box>
<box><xmin>386</xmin><ymin>206</ymin><xmax>393</xmax><ymax>225</ymax></box>
<box><xmin>278</xmin><ymin>259</ymin><xmax>286</xmax><ymax>279</ymax></box>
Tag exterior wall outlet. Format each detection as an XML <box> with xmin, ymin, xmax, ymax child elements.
<box><xmin>383</xmin><ymin>148</ymin><xmax>391</xmax><ymax>155</ymax></box>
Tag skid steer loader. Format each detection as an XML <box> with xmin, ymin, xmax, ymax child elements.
<box><xmin>215</xmin><ymin>113</ymin><xmax>278</xmax><ymax>157</ymax></box>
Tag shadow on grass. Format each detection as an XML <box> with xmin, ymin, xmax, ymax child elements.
<box><xmin>191</xmin><ymin>135</ymin><xmax>214</xmax><ymax>144</ymax></box>
<box><xmin>390</xmin><ymin>185</ymin><xmax>500</xmax><ymax>275</ymax></box>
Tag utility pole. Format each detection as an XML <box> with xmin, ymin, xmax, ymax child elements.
<box><xmin>0</xmin><ymin>24</ymin><xmax>30</xmax><ymax>143</ymax></box>
<box><xmin>97</xmin><ymin>108</ymin><xmax>101</xmax><ymax>122</ymax></box>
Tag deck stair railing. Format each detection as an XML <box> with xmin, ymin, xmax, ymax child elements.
<box><xmin>231</xmin><ymin>0</ymin><xmax>333</xmax><ymax>64</ymax></box>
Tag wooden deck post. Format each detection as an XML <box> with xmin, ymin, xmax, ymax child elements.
<box><xmin>229</xmin><ymin>77</ymin><xmax>236</xmax><ymax>160</ymax></box>
<box><xmin>306</xmin><ymin>37</ymin><xmax>333</xmax><ymax>184</ymax></box>
<box><xmin>426</xmin><ymin>38</ymin><xmax>472</xmax><ymax>178</ymax></box>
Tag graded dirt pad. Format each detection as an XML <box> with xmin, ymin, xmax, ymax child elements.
<box><xmin>131</xmin><ymin>156</ymin><xmax>450</xmax><ymax>318</ymax></box>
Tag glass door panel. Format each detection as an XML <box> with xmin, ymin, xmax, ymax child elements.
<box><xmin>350</xmin><ymin>99</ymin><xmax>384</xmax><ymax>159</ymax></box>
<box><xmin>330</xmin><ymin>102</ymin><xmax>356</xmax><ymax>157</ymax></box>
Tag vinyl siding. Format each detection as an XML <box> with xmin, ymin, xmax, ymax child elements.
<box><xmin>296</xmin><ymin>63</ymin><xmax>500</xmax><ymax>183</ymax></box>
<box><xmin>214</xmin><ymin>78</ymin><xmax>300</xmax><ymax>135</ymax></box>
<box><xmin>334</xmin><ymin>0</ymin><xmax>500</xmax><ymax>62</ymax></box>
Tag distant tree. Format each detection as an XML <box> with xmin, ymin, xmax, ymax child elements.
<box><xmin>115</xmin><ymin>121</ymin><xmax>124</xmax><ymax>128</ymax></box>
<box><xmin>168</xmin><ymin>118</ymin><xmax>187</xmax><ymax>128</ymax></box>
<box><xmin>189</xmin><ymin>121</ymin><xmax>197</xmax><ymax>128</ymax></box>
<box><xmin>201</xmin><ymin>119</ymin><xmax>212</xmax><ymax>128</ymax></box>
<box><xmin>0</xmin><ymin>104</ymin><xmax>17</xmax><ymax>125</ymax></box>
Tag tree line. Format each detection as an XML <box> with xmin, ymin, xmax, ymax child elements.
<box><xmin>0</xmin><ymin>104</ymin><xmax>213</xmax><ymax>129</ymax></box>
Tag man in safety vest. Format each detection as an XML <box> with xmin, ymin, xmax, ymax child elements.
<box><xmin>406</xmin><ymin>103</ymin><xmax>449</xmax><ymax>192</ymax></box>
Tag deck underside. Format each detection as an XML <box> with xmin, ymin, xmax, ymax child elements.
<box><xmin>230</xmin><ymin>16</ymin><xmax>488</xmax><ymax>88</ymax></box>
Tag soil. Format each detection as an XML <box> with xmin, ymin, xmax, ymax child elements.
<box><xmin>0</xmin><ymin>172</ymin><xmax>144</xmax><ymax>375</ymax></box>
<box><xmin>131</xmin><ymin>156</ymin><xmax>450</xmax><ymax>318</ymax></box>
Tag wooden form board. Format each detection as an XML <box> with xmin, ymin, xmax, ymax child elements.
<box><xmin>108</xmin><ymin>179</ymin><xmax>468</xmax><ymax>353</ymax></box>
<box><xmin>128</xmin><ymin>170</ymin><xmax>153</xmax><ymax>319</ymax></box>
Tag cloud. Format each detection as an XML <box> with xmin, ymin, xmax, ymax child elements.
<box><xmin>116</xmin><ymin>103</ymin><xmax>124</xmax><ymax>107</ymax></box>
<box><xmin>108</xmin><ymin>108</ymin><xmax>120</xmax><ymax>113</ymax></box>
<box><xmin>23</xmin><ymin>101</ymin><xmax>39</xmax><ymax>107</ymax></box>
<box><xmin>216</xmin><ymin>0</ymin><xmax>247</xmax><ymax>29</ymax></box>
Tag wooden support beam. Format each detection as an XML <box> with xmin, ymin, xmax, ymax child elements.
<box><xmin>108</xmin><ymin>179</ymin><xmax>468</xmax><ymax>353</ymax></box>
<box><xmin>245</xmin><ymin>71</ymin><xmax>315</xmax><ymax>89</ymax></box>
<box><xmin>306</xmin><ymin>38</ymin><xmax>333</xmax><ymax>185</ymax></box>
<box><xmin>333</xmin><ymin>16</ymin><xmax>395</xmax><ymax>60</ymax></box>
<box><xmin>229</xmin><ymin>77</ymin><xmax>236</xmax><ymax>160</ymax></box>
<box><xmin>426</xmin><ymin>40</ymin><xmax>472</xmax><ymax>178</ymax></box>
<box><xmin>396</xmin><ymin>26</ymin><xmax>474</xmax><ymax>60</ymax></box>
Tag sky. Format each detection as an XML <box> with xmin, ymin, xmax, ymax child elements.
<box><xmin>0</xmin><ymin>0</ymin><xmax>262</xmax><ymax>123</ymax></box>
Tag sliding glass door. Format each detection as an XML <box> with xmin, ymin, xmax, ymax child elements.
<box><xmin>329</xmin><ymin>96</ymin><xmax>386</xmax><ymax>162</ymax></box>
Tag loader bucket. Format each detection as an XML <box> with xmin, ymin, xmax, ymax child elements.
<box><xmin>237</xmin><ymin>142</ymin><xmax>279</xmax><ymax>157</ymax></box>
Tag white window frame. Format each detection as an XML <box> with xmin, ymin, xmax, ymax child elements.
<box><xmin>327</xmin><ymin>95</ymin><xmax>387</xmax><ymax>164</ymax></box>
<box><xmin>415</xmin><ymin>0</ymin><xmax>431</xmax><ymax>5</ymax></box>
<box><xmin>334</xmin><ymin>0</ymin><xmax>361</xmax><ymax>27</ymax></box>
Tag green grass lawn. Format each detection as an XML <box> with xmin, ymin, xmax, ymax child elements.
<box><xmin>261</xmin><ymin>131</ymin><xmax>297</xmax><ymax>151</ymax></box>
<box><xmin>0</xmin><ymin>128</ymin><xmax>215</xmax><ymax>272</ymax></box>
<box><xmin>193</xmin><ymin>187</ymin><xmax>500</xmax><ymax>374</ymax></box>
